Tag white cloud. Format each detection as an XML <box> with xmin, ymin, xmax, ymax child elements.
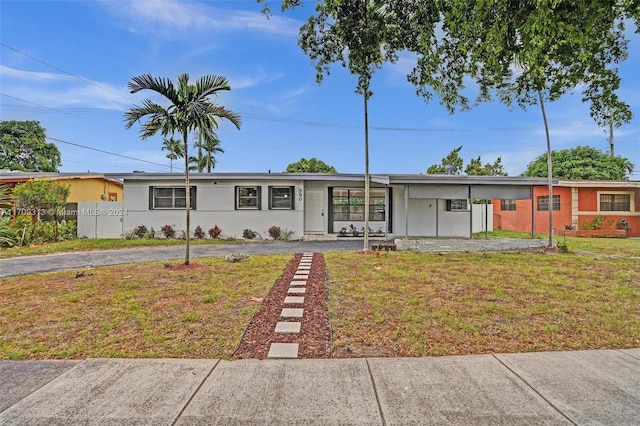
<box><xmin>0</xmin><ymin>65</ymin><xmax>74</xmax><ymax>82</ymax></box>
<box><xmin>101</xmin><ymin>0</ymin><xmax>300</xmax><ymax>38</ymax></box>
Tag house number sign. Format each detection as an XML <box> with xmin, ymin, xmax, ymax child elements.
<box><xmin>298</xmin><ymin>187</ymin><xmax>303</xmax><ymax>201</ymax></box>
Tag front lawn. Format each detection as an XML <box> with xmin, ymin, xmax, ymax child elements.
<box><xmin>326</xmin><ymin>250</ymin><xmax>640</xmax><ymax>357</ymax></box>
<box><xmin>0</xmin><ymin>255</ymin><xmax>289</xmax><ymax>359</ymax></box>
<box><xmin>1</xmin><ymin>247</ymin><xmax>638</xmax><ymax>360</ymax></box>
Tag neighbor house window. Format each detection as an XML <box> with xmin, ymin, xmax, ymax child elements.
<box><xmin>236</xmin><ymin>186</ymin><xmax>261</xmax><ymax>209</ymax></box>
<box><xmin>501</xmin><ymin>199</ymin><xmax>517</xmax><ymax>211</ymax></box>
<box><xmin>599</xmin><ymin>193</ymin><xmax>631</xmax><ymax>211</ymax></box>
<box><xmin>332</xmin><ymin>188</ymin><xmax>385</xmax><ymax>221</ymax></box>
<box><xmin>269</xmin><ymin>186</ymin><xmax>294</xmax><ymax>209</ymax></box>
<box><xmin>150</xmin><ymin>187</ymin><xmax>196</xmax><ymax>209</ymax></box>
<box><xmin>537</xmin><ymin>195</ymin><xmax>560</xmax><ymax>211</ymax></box>
<box><xmin>108</xmin><ymin>192</ymin><xmax>118</xmax><ymax>201</ymax></box>
<box><xmin>446</xmin><ymin>199</ymin><xmax>469</xmax><ymax>211</ymax></box>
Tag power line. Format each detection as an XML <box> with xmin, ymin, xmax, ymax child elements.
<box><xmin>0</xmin><ymin>42</ymin><xmax>130</xmax><ymax>102</ymax></box>
<box><xmin>46</xmin><ymin>136</ymin><xmax>171</xmax><ymax>169</ymax></box>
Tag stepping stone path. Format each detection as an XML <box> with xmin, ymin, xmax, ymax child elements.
<box><xmin>234</xmin><ymin>253</ymin><xmax>331</xmax><ymax>360</ymax></box>
<box><xmin>268</xmin><ymin>253</ymin><xmax>314</xmax><ymax>359</ymax></box>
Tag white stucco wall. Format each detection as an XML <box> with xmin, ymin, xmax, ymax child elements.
<box><xmin>122</xmin><ymin>178</ymin><xmax>305</xmax><ymax>239</ymax></box>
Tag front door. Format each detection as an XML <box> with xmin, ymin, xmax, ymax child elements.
<box><xmin>304</xmin><ymin>190</ymin><xmax>324</xmax><ymax>233</ymax></box>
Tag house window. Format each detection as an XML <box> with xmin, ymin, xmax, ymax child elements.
<box><xmin>332</xmin><ymin>188</ymin><xmax>385</xmax><ymax>221</ymax></box>
<box><xmin>150</xmin><ymin>187</ymin><xmax>196</xmax><ymax>209</ymax></box>
<box><xmin>446</xmin><ymin>199</ymin><xmax>469</xmax><ymax>211</ymax></box>
<box><xmin>537</xmin><ymin>195</ymin><xmax>560</xmax><ymax>211</ymax></box>
<box><xmin>269</xmin><ymin>186</ymin><xmax>294</xmax><ymax>209</ymax></box>
<box><xmin>108</xmin><ymin>192</ymin><xmax>118</xmax><ymax>202</ymax></box>
<box><xmin>500</xmin><ymin>199</ymin><xmax>517</xmax><ymax>211</ymax></box>
<box><xmin>599</xmin><ymin>193</ymin><xmax>631</xmax><ymax>211</ymax></box>
<box><xmin>236</xmin><ymin>186</ymin><xmax>261</xmax><ymax>209</ymax></box>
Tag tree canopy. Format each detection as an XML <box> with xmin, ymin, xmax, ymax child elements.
<box><xmin>523</xmin><ymin>146</ymin><xmax>633</xmax><ymax>180</ymax></box>
<box><xmin>0</xmin><ymin>121</ymin><xmax>62</xmax><ymax>172</ymax></box>
<box><xmin>285</xmin><ymin>157</ymin><xmax>337</xmax><ymax>173</ymax></box>
<box><xmin>427</xmin><ymin>146</ymin><xmax>507</xmax><ymax>176</ymax></box>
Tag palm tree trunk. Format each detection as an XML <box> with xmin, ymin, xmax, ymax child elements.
<box><xmin>183</xmin><ymin>128</ymin><xmax>191</xmax><ymax>265</ymax></box>
<box><xmin>538</xmin><ymin>91</ymin><xmax>554</xmax><ymax>248</ymax></box>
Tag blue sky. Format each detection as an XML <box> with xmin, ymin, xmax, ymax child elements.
<box><xmin>1</xmin><ymin>0</ymin><xmax>639</xmax><ymax>178</ymax></box>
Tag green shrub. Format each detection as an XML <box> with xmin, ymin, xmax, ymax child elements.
<box><xmin>242</xmin><ymin>229</ymin><xmax>259</xmax><ymax>240</ymax></box>
<box><xmin>279</xmin><ymin>228</ymin><xmax>295</xmax><ymax>241</ymax></box>
<box><xmin>557</xmin><ymin>240</ymin><xmax>570</xmax><ymax>253</ymax></box>
<box><xmin>194</xmin><ymin>225</ymin><xmax>205</xmax><ymax>239</ymax></box>
<box><xmin>144</xmin><ymin>227</ymin><xmax>156</xmax><ymax>239</ymax></box>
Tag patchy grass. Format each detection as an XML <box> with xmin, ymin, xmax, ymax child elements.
<box><xmin>326</xmin><ymin>251</ymin><xmax>640</xmax><ymax>357</ymax></box>
<box><xmin>0</xmin><ymin>255</ymin><xmax>289</xmax><ymax>360</ymax></box>
<box><xmin>561</xmin><ymin>237</ymin><xmax>640</xmax><ymax>257</ymax></box>
<box><xmin>0</xmin><ymin>238</ymin><xmax>269</xmax><ymax>259</ymax></box>
<box><xmin>474</xmin><ymin>229</ymin><xmax>640</xmax><ymax>257</ymax></box>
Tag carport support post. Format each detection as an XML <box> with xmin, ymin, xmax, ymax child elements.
<box><xmin>485</xmin><ymin>200</ymin><xmax>489</xmax><ymax>239</ymax></box>
<box><xmin>404</xmin><ymin>185</ymin><xmax>408</xmax><ymax>238</ymax></box>
<box><xmin>531</xmin><ymin>186</ymin><xmax>535</xmax><ymax>238</ymax></box>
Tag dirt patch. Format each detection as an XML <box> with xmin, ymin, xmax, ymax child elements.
<box><xmin>234</xmin><ymin>253</ymin><xmax>331</xmax><ymax>359</ymax></box>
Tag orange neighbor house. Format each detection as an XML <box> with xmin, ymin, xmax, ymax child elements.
<box><xmin>491</xmin><ymin>180</ymin><xmax>640</xmax><ymax>237</ymax></box>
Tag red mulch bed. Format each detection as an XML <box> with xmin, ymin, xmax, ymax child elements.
<box><xmin>234</xmin><ymin>253</ymin><xmax>331</xmax><ymax>359</ymax></box>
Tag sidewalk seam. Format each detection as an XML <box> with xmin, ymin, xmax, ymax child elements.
<box><xmin>618</xmin><ymin>348</ymin><xmax>640</xmax><ymax>361</ymax></box>
<box><xmin>170</xmin><ymin>359</ymin><xmax>220</xmax><ymax>426</ymax></box>
<box><xmin>491</xmin><ymin>354</ymin><xmax>578</xmax><ymax>426</ymax></box>
<box><xmin>365</xmin><ymin>358</ymin><xmax>387</xmax><ymax>426</ymax></box>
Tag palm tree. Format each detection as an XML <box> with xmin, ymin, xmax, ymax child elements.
<box><xmin>197</xmin><ymin>133</ymin><xmax>224</xmax><ymax>173</ymax></box>
<box><xmin>125</xmin><ymin>73</ymin><xmax>241</xmax><ymax>264</ymax></box>
<box><xmin>161</xmin><ymin>137</ymin><xmax>184</xmax><ymax>173</ymax></box>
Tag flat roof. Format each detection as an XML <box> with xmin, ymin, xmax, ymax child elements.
<box><xmin>106</xmin><ymin>172</ymin><xmax>552</xmax><ymax>186</ymax></box>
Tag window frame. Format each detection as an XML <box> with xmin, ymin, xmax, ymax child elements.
<box><xmin>446</xmin><ymin>199</ymin><xmax>470</xmax><ymax>212</ymax></box>
<box><xmin>598</xmin><ymin>192</ymin><xmax>632</xmax><ymax>212</ymax></box>
<box><xmin>537</xmin><ymin>195</ymin><xmax>560</xmax><ymax>211</ymax></box>
<box><xmin>149</xmin><ymin>186</ymin><xmax>196</xmax><ymax>210</ymax></box>
<box><xmin>269</xmin><ymin>186</ymin><xmax>295</xmax><ymax>210</ymax></box>
<box><xmin>331</xmin><ymin>188</ymin><xmax>386</xmax><ymax>221</ymax></box>
<box><xmin>235</xmin><ymin>186</ymin><xmax>261</xmax><ymax>210</ymax></box>
<box><xmin>500</xmin><ymin>199</ymin><xmax>517</xmax><ymax>211</ymax></box>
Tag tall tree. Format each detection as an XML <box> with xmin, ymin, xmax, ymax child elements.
<box><xmin>427</xmin><ymin>146</ymin><xmax>507</xmax><ymax>176</ymax></box>
<box><xmin>161</xmin><ymin>137</ymin><xmax>184</xmax><ymax>173</ymax></box>
<box><xmin>465</xmin><ymin>156</ymin><xmax>507</xmax><ymax>176</ymax></box>
<box><xmin>125</xmin><ymin>73</ymin><xmax>241</xmax><ymax>264</ymax></box>
<box><xmin>422</xmin><ymin>0</ymin><xmax>637</xmax><ymax>247</ymax></box>
<box><xmin>286</xmin><ymin>157</ymin><xmax>337</xmax><ymax>173</ymax></box>
<box><xmin>427</xmin><ymin>146</ymin><xmax>464</xmax><ymax>175</ymax></box>
<box><xmin>523</xmin><ymin>146</ymin><xmax>633</xmax><ymax>180</ymax></box>
<box><xmin>268</xmin><ymin>0</ymin><xmax>438</xmax><ymax>250</ymax></box>
<box><xmin>0</xmin><ymin>120</ymin><xmax>62</xmax><ymax>172</ymax></box>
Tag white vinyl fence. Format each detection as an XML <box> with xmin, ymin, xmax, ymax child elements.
<box><xmin>76</xmin><ymin>201</ymin><xmax>125</xmax><ymax>239</ymax></box>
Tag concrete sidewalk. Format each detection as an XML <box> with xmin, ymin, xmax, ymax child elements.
<box><xmin>1</xmin><ymin>349</ymin><xmax>638</xmax><ymax>425</ymax></box>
